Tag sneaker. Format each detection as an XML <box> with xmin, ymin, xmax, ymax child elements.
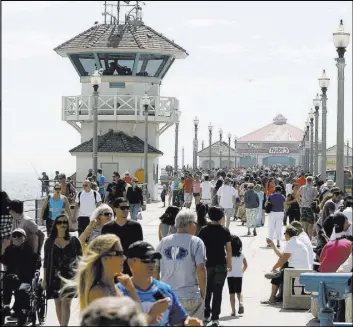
<box><xmin>207</xmin><ymin>320</ymin><xmax>220</xmax><ymax>326</ymax></box>
<box><xmin>265</xmin><ymin>270</ymin><xmax>281</xmax><ymax>279</ymax></box>
<box><xmin>2</xmin><ymin>306</ymin><xmax>11</xmax><ymax>317</ymax></box>
<box><xmin>238</xmin><ymin>305</ymin><xmax>244</xmax><ymax>314</ymax></box>
<box><xmin>230</xmin><ymin>312</ymin><xmax>236</xmax><ymax>316</ymax></box>
<box><xmin>247</xmin><ymin>231</ymin><xmax>251</xmax><ymax>236</ymax></box>
<box><xmin>253</xmin><ymin>229</ymin><xmax>257</xmax><ymax>236</ymax></box>
<box><xmin>204</xmin><ymin>315</ymin><xmax>211</xmax><ymax>323</ymax></box>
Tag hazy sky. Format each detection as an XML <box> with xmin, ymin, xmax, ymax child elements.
<box><xmin>2</xmin><ymin>1</ymin><xmax>352</xmax><ymax>176</ymax></box>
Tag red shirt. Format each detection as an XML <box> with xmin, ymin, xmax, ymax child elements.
<box><xmin>297</xmin><ymin>177</ymin><xmax>306</xmax><ymax>188</ymax></box>
<box><xmin>123</xmin><ymin>176</ymin><xmax>132</xmax><ymax>184</ymax></box>
<box><xmin>319</xmin><ymin>239</ymin><xmax>352</xmax><ymax>272</ymax></box>
<box><xmin>184</xmin><ymin>178</ymin><xmax>194</xmax><ymax>193</ymax></box>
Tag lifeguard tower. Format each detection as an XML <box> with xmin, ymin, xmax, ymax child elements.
<box><xmin>54</xmin><ymin>1</ymin><xmax>188</xmax><ymax>200</ymax></box>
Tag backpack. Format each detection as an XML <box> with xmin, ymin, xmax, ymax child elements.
<box><xmin>43</xmin><ymin>195</ymin><xmax>51</xmax><ymax>221</ymax></box>
<box><xmin>77</xmin><ymin>191</ymin><xmax>98</xmax><ymax>207</ymax></box>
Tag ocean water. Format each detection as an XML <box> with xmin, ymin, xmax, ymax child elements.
<box><xmin>2</xmin><ymin>172</ymin><xmax>44</xmax><ymax>218</ymax></box>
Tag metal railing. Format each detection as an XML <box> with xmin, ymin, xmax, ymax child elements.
<box><xmin>62</xmin><ymin>95</ymin><xmax>179</xmax><ymax>120</ymax></box>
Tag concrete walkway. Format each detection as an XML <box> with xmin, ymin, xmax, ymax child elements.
<box><xmin>34</xmin><ymin>202</ymin><xmax>315</xmax><ymax>326</ymax></box>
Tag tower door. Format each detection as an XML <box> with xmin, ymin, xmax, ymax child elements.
<box><xmin>101</xmin><ymin>163</ymin><xmax>119</xmax><ymax>181</ymax></box>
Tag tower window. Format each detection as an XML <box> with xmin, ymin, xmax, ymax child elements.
<box><xmin>98</xmin><ymin>53</ymin><xmax>135</xmax><ymax>76</ymax></box>
<box><xmin>137</xmin><ymin>54</ymin><xmax>168</xmax><ymax>77</ymax></box>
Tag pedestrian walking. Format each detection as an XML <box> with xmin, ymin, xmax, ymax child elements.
<box><xmin>267</xmin><ymin>186</ymin><xmax>286</xmax><ymax>248</ymax></box>
<box><xmin>227</xmin><ymin>235</ymin><xmax>247</xmax><ymax>316</ymax></box>
<box><xmin>244</xmin><ymin>184</ymin><xmax>259</xmax><ymax>236</ymax></box>
<box><xmin>198</xmin><ymin>206</ymin><xmax>232</xmax><ymax>326</ymax></box>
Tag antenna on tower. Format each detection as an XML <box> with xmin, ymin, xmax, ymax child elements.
<box><xmin>102</xmin><ymin>1</ymin><xmax>145</xmax><ymax>25</ymax></box>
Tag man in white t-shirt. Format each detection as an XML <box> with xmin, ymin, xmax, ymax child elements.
<box><xmin>290</xmin><ymin>221</ymin><xmax>314</xmax><ymax>269</ymax></box>
<box><xmin>262</xmin><ymin>225</ymin><xmax>310</xmax><ymax>305</ymax></box>
<box><xmin>74</xmin><ymin>180</ymin><xmax>102</xmax><ymax>236</ymax></box>
<box><xmin>200</xmin><ymin>175</ymin><xmax>213</xmax><ymax>205</ymax></box>
<box><xmin>217</xmin><ymin>178</ymin><xmax>239</xmax><ymax>228</ymax></box>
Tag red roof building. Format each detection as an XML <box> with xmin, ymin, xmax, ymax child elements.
<box><xmin>237</xmin><ymin>114</ymin><xmax>305</xmax><ymax>167</ymax></box>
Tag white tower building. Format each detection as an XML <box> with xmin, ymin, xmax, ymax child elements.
<box><xmin>54</xmin><ymin>2</ymin><xmax>188</xmax><ymax>200</ymax></box>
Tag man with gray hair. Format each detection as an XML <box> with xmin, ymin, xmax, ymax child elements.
<box><xmin>297</xmin><ymin>176</ymin><xmax>318</xmax><ymax>239</ymax></box>
<box><xmin>155</xmin><ymin>209</ymin><xmax>207</xmax><ymax>321</ymax></box>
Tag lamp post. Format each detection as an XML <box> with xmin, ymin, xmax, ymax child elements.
<box><xmin>193</xmin><ymin>117</ymin><xmax>199</xmax><ymax>170</ymax></box>
<box><xmin>319</xmin><ymin>69</ymin><xmax>330</xmax><ymax>181</ymax></box>
<box><xmin>142</xmin><ymin>93</ymin><xmax>151</xmax><ymax>193</ymax></box>
<box><xmin>333</xmin><ymin>19</ymin><xmax>350</xmax><ymax>190</ymax></box>
<box><xmin>174</xmin><ymin>110</ymin><xmax>180</xmax><ymax>173</ymax></box>
<box><xmin>309</xmin><ymin>109</ymin><xmax>314</xmax><ymax>174</ymax></box>
<box><xmin>208</xmin><ymin>123</ymin><xmax>213</xmax><ymax>170</ymax></box>
<box><xmin>90</xmin><ymin>69</ymin><xmax>102</xmax><ymax>175</ymax></box>
<box><xmin>219</xmin><ymin>128</ymin><xmax>223</xmax><ymax>169</ymax></box>
<box><xmin>228</xmin><ymin>133</ymin><xmax>231</xmax><ymax>170</ymax></box>
<box><xmin>347</xmin><ymin>139</ymin><xmax>350</xmax><ymax>166</ymax></box>
<box><xmin>313</xmin><ymin>93</ymin><xmax>321</xmax><ymax>176</ymax></box>
<box><xmin>202</xmin><ymin>141</ymin><xmax>204</xmax><ymax>150</ymax></box>
<box><xmin>305</xmin><ymin>120</ymin><xmax>310</xmax><ymax>172</ymax></box>
<box><xmin>234</xmin><ymin>137</ymin><xmax>238</xmax><ymax>169</ymax></box>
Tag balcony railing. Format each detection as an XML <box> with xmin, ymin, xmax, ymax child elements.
<box><xmin>62</xmin><ymin>95</ymin><xmax>179</xmax><ymax>122</ymax></box>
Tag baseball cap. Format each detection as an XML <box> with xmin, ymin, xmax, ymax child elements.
<box><xmin>12</xmin><ymin>228</ymin><xmax>26</xmax><ymax>237</ymax></box>
<box><xmin>127</xmin><ymin>241</ymin><xmax>162</xmax><ymax>260</ymax></box>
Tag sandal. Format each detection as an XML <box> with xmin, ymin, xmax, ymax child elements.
<box><xmin>260</xmin><ymin>299</ymin><xmax>276</xmax><ymax>305</ymax></box>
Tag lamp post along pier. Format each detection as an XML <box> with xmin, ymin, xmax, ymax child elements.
<box><xmin>313</xmin><ymin>93</ymin><xmax>321</xmax><ymax>176</ymax></box>
<box><xmin>319</xmin><ymin>69</ymin><xmax>330</xmax><ymax>181</ymax></box>
<box><xmin>193</xmin><ymin>117</ymin><xmax>199</xmax><ymax>170</ymax></box>
<box><xmin>90</xmin><ymin>69</ymin><xmax>103</xmax><ymax>175</ymax></box>
<box><xmin>142</xmin><ymin>94</ymin><xmax>151</xmax><ymax>198</ymax></box>
<box><xmin>208</xmin><ymin>123</ymin><xmax>213</xmax><ymax>170</ymax></box>
<box><xmin>309</xmin><ymin>110</ymin><xmax>315</xmax><ymax>174</ymax></box>
<box><xmin>333</xmin><ymin>19</ymin><xmax>350</xmax><ymax>190</ymax></box>
<box><xmin>234</xmin><ymin>137</ymin><xmax>238</xmax><ymax>169</ymax></box>
<box><xmin>219</xmin><ymin>129</ymin><xmax>223</xmax><ymax>169</ymax></box>
<box><xmin>228</xmin><ymin>133</ymin><xmax>231</xmax><ymax>170</ymax></box>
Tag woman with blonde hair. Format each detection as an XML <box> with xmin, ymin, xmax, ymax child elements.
<box><xmin>75</xmin><ymin>234</ymin><xmax>136</xmax><ymax>312</ymax></box>
<box><xmin>79</xmin><ymin>204</ymin><xmax>114</xmax><ymax>251</ymax></box>
<box><xmin>72</xmin><ymin>234</ymin><xmax>169</xmax><ymax>324</ymax></box>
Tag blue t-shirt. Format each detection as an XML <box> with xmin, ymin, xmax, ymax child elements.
<box><xmin>269</xmin><ymin>193</ymin><xmax>285</xmax><ymax>212</ymax></box>
<box><xmin>98</xmin><ymin>175</ymin><xmax>106</xmax><ymax>193</ymax></box>
<box><xmin>117</xmin><ymin>279</ymin><xmax>187</xmax><ymax>326</ymax></box>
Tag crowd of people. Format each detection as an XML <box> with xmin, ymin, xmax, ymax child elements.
<box><xmin>0</xmin><ymin>164</ymin><xmax>352</xmax><ymax>326</ymax></box>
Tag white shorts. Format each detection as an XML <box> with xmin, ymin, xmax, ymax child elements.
<box><xmin>184</xmin><ymin>193</ymin><xmax>193</xmax><ymax>203</ymax></box>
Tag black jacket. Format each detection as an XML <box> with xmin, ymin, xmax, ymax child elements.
<box><xmin>126</xmin><ymin>186</ymin><xmax>143</xmax><ymax>205</ymax></box>
<box><xmin>0</xmin><ymin>243</ymin><xmax>39</xmax><ymax>282</ymax></box>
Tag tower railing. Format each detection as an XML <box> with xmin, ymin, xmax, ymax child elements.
<box><xmin>62</xmin><ymin>95</ymin><xmax>179</xmax><ymax>122</ymax></box>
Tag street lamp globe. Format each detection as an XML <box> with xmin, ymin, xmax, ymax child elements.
<box><xmin>309</xmin><ymin>109</ymin><xmax>314</xmax><ymax>120</ymax></box>
<box><xmin>319</xmin><ymin>69</ymin><xmax>330</xmax><ymax>88</ymax></box>
<box><xmin>333</xmin><ymin>19</ymin><xmax>350</xmax><ymax>49</ymax></box>
<box><xmin>305</xmin><ymin>120</ymin><xmax>310</xmax><ymax>129</ymax></box>
<box><xmin>91</xmin><ymin>69</ymin><xmax>102</xmax><ymax>85</ymax></box>
<box><xmin>219</xmin><ymin>128</ymin><xmax>223</xmax><ymax>137</ymax></box>
<box><xmin>228</xmin><ymin>132</ymin><xmax>231</xmax><ymax>139</ymax></box>
<box><xmin>142</xmin><ymin>93</ymin><xmax>151</xmax><ymax>107</ymax></box>
<box><xmin>313</xmin><ymin>93</ymin><xmax>321</xmax><ymax>108</ymax></box>
<box><xmin>208</xmin><ymin>123</ymin><xmax>213</xmax><ymax>132</ymax></box>
<box><xmin>193</xmin><ymin>116</ymin><xmax>199</xmax><ymax>126</ymax></box>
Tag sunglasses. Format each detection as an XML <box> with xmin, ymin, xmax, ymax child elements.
<box><xmin>54</xmin><ymin>188</ymin><xmax>61</xmax><ymax>191</ymax></box>
<box><xmin>119</xmin><ymin>206</ymin><xmax>130</xmax><ymax>210</ymax></box>
<box><xmin>57</xmin><ymin>221</ymin><xmax>69</xmax><ymax>225</ymax></box>
<box><xmin>12</xmin><ymin>233</ymin><xmax>24</xmax><ymax>239</ymax></box>
<box><xmin>105</xmin><ymin>250</ymin><xmax>125</xmax><ymax>258</ymax></box>
<box><xmin>140</xmin><ymin>258</ymin><xmax>158</xmax><ymax>264</ymax></box>
<box><xmin>102</xmin><ymin>212</ymin><xmax>113</xmax><ymax>217</ymax></box>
